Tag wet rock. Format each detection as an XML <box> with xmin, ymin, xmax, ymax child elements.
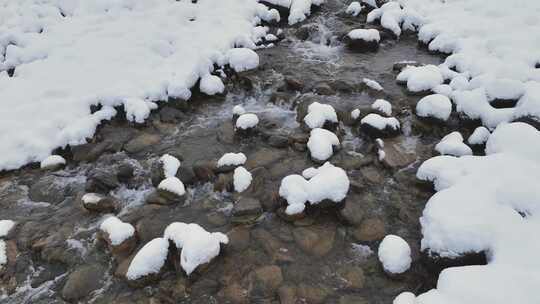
<box><xmin>217</xmin><ymin>121</ymin><xmax>235</xmax><ymax>144</ymax></box>
<box><xmin>99</xmin><ymin>231</ymin><xmax>137</xmax><ymax>258</ymax></box>
<box><xmin>268</xmin><ymin>135</ymin><xmax>289</xmax><ymax>148</ymax></box>
<box><xmin>360</xmin><ymin>120</ymin><xmax>401</xmax><ymax>138</ymax></box>
<box><xmin>124</xmin><ymin>133</ymin><xmax>160</xmax><ymax>154</ymax></box>
<box><xmin>338</xmin><ymin>266</ymin><xmax>365</xmax><ymax>290</ymax></box>
<box><xmin>190</xmin><ymin>278</ymin><xmax>220</xmax><ymax>297</ymax></box>
<box><xmin>278</xmin><ymin>285</ymin><xmax>297</xmax><ymax>304</ymax></box>
<box><xmin>192</xmin><ymin>160</ymin><xmax>216</xmax><ymax>183</ymax></box>
<box><xmin>380</xmin><ymin>137</ymin><xmax>417</xmax><ymax>169</ymax></box>
<box><xmin>232</xmin><ymin>197</ymin><xmax>263</xmax><ymax>224</ymax></box>
<box><xmin>81</xmin><ymin>193</ymin><xmax>118</xmax><ymax>213</ymax></box>
<box><xmin>338</xmin><ymin>198</ymin><xmax>365</xmax><ymax>226</ymax></box>
<box><xmin>393</xmin><ymin>60</ymin><xmax>421</xmax><ymax>72</ymax></box>
<box><xmin>86</xmin><ymin>168</ymin><xmax>119</xmax><ymax>193</ymax></box>
<box><xmin>117</xmin><ymin>162</ymin><xmax>135</xmax><ymax>183</ymax></box>
<box><xmin>313</xmin><ymin>82</ymin><xmax>335</xmax><ymax>95</ymax></box>
<box><xmin>206</xmin><ymin>211</ymin><xmax>228</xmax><ymax>227</ymax></box>
<box><xmin>146</xmin><ymin>186</ymin><xmax>185</xmax><ymax>205</ymax></box>
<box><xmin>250</xmin><ymin>265</ymin><xmax>283</xmax><ymax>296</ymax></box>
<box><xmin>214</xmin><ymin>173</ymin><xmax>233</xmax><ymax>192</ymax></box>
<box><xmin>361</xmin><ymin>166</ymin><xmax>384</xmax><ymax>184</ymax></box>
<box><xmin>177</xmin><ymin>166</ymin><xmax>196</xmax><ymax>185</ymax></box>
<box><xmin>297</xmin><ymin>283</ymin><xmax>331</xmax><ymax>304</ymax></box>
<box><xmin>339</xmin><ymin>294</ymin><xmax>369</xmax><ymax>304</ymax></box>
<box><xmin>61</xmin><ymin>265</ymin><xmax>104</xmax><ymax>302</ymax></box>
<box><xmin>293</xmin><ymin>225</ymin><xmax>335</xmax><ymax>257</ymax></box>
<box><xmin>220</xmin><ymin>282</ymin><xmax>248</xmax><ymax>304</ymax></box>
<box><xmin>226</xmin><ymin>227</ymin><xmax>251</xmax><ymax>252</ymax></box>
<box><xmin>252</xmin><ymin>229</ymin><xmax>292</xmax><ymax>263</ymax></box>
<box><xmin>353</xmin><ymin>218</ymin><xmax>386</xmax><ymax>242</ymax></box>
<box><xmin>285</xmin><ymin>77</ymin><xmax>304</xmax><ymax>91</ymax></box>
<box><xmin>344</xmin><ymin>32</ymin><xmax>380</xmax><ymax>52</ymax></box>
<box><xmin>156</xmin><ymin>276</ymin><xmax>187</xmax><ymax>302</ymax></box>
<box><xmin>246</xmin><ymin>148</ymin><xmax>286</xmax><ymax>169</ymax></box>
<box><xmin>28</xmin><ymin>176</ymin><xmax>69</xmax><ymax>204</ymax></box>
<box><xmin>159</xmin><ymin>106</ymin><xmax>186</xmax><ymax>123</ymax></box>
<box><xmin>135</xmin><ymin>217</ymin><xmax>169</xmax><ymax>244</ymax></box>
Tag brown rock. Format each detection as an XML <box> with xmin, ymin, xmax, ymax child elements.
<box><xmin>354</xmin><ymin>218</ymin><xmax>386</xmax><ymax>241</ymax></box>
<box><xmin>251</xmin><ymin>265</ymin><xmax>283</xmax><ymax>296</ymax></box>
<box><xmin>278</xmin><ymin>285</ymin><xmax>297</xmax><ymax>304</ymax></box>
<box><xmin>124</xmin><ymin>133</ymin><xmax>160</xmax><ymax>154</ymax></box>
<box><xmin>297</xmin><ymin>283</ymin><xmax>331</xmax><ymax>304</ymax></box>
<box><xmin>293</xmin><ymin>226</ymin><xmax>335</xmax><ymax>257</ymax></box>
<box><xmin>380</xmin><ymin>137</ymin><xmax>417</xmax><ymax>169</ymax></box>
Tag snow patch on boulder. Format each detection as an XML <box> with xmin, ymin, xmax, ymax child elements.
<box><xmin>127</xmin><ymin>237</ymin><xmax>169</xmax><ymax>281</ymax></box>
<box><xmin>416</xmin><ymin>94</ymin><xmax>452</xmax><ymax>121</ymax></box>
<box><xmin>307</xmin><ymin>128</ymin><xmax>340</xmax><ymax>162</ymax></box>
<box><xmin>233</xmin><ymin>166</ymin><xmax>252</xmax><ymax>193</ymax></box>
<box><xmin>371</xmin><ymin>99</ymin><xmax>392</xmax><ymax>116</ymax></box>
<box><xmin>158</xmin><ymin>177</ymin><xmax>186</xmax><ymax>197</ymax></box>
<box><xmin>378</xmin><ymin>235</ymin><xmax>412</xmax><ymax>274</ymax></box>
<box><xmin>304</xmin><ymin>102</ymin><xmax>338</xmax><ymax>129</ymax></box>
<box><xmin>100</xmin><ymin>216</ymin><xmax>135</xmax><ymax>246</ymax></box>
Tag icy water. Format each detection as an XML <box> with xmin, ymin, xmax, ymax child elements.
<box><xmin>0</xmin><ymin>1</ymin><xmax>463</xmax><ymax>303</ymax></box>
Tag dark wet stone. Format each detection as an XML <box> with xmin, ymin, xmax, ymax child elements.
<box><xmin>353</xmin><ymin>218</ymin><xmax>386</xmax><ymax>242</ymax></box>
<box><xmin>28</xmin><ymin>176</ymin><xmax>69</xmax><ymax>204</ymax></box>
<box><xmin>99</xmin><ymin>231</ymin><xmax>137</xmax><ymax>258</ymax></box>
<box><xmin>226</xmin><ymin>227</ymin><xmax>251</xmax><ymax>252</ymax></box>
<box><xmin>124</xmin><ymin>133</ymin><xmax>161</xmax><ymax>154</ymax></box>
<box><xmin>339</xmin><ymin>294</ymin><xmax>369</xmax><ymax>304</ymax></box>
<box><xmin>61</xmin><ymin>265</ymin><xmax>104</xmax><ymax>302</ymax></box>
<box><xmin>293</xmin><ymin>225</ymin><xmax>335</xmax><ymax>257</ymax></box>
<box><xmin>278</xmin><ymin>285</ymin><xmax>297</xmax><ymax>304</ymax></box>
<box><xmin>192</xmin><ymin>160</ymin><xmax>216</xmax><ymax>183</ymax></box>
<box><xmin>86</xmin><ymin>168</ymin><xmax>119</xmax><ymax>193</ymax></box>
<box><xmin>81</xmin><ymin>194</ymin><xmax>118</xmax><ymax>213</ymax></box>
<box><xmin>338</xmin><ymin>266</ymin><xmax>365</xmax><ymax>290</ymax></box>
<box><xmin>268</xmin><ymin>135</ymin><xmax>289</xmax><ymax>148</ymax></box>
<box><xmin>219</xmin><ymin>282</ymin><xmax>248</xmax><ymax>304</ymax></box>
<box><xmin>177</xmin><ymin>166</ymin><xmax>196</xmax><ymax>185</ymax></box>
<box><xmin>246</xmin><ymin>148</ymin><xmax>286</xmax><ymax>169</ymax></box>
<box><xmin>217</xmin><ymin>121</ymin><xmax>235</xmax><ymax>144</ymax></box>
<box><xmin>190</xmin><ymin>278</ymin><xmax>220</xmax><ymax>297</ymax></box>
<box><xmin>285</xmin><ymin>77</ymin><xmax>304</xmax><ymax>91</ymax></box>
<box><xmin>155</xmin><ymin>276</ymin><xmax>187</xmax><ymax>302</ymax></box>
<box><xmin>135</xmin><ymin>217</ymin><xmax>169</xmax><ymax>244</ymax></box>
<box><xmin>360</xmin><ymin>120</ymin><xmax>401</xmax><ymax>138</ymax></box>
<box><xmin>206</xmin><ymin>211</ymin><xmax>228</xmax><ymax>227</ymax></box>
<box><xmin>313</xmin><ymin>82</ymin><xmax>335</xmax><ymax>95</ymax></box>
<box><xmin>380</xmin><ymin>137</ymin><xmax>417</xmax><ymax>169</ymax></box>
<box><xmin>338</xmin><ymin>198</ymin><xmax>366</xmax><ymax>226</ymax></box>
<box><xmin>361</xmin><ymin>166</ymin><xmax>384</xmax><ymax>184</ymax></box>
<box><xmin>344</xmin><ymin>35</ymin><xmax>379</xmax><ymax>52</ymax></box>
<box><xmin>159</xmin><ymin>106</ymin><xmax>187</xmax><ymax>123</ymax></box>
<box><xmin>250</xmin><ymin>265</ymin><xmax>283</xmax><ymax>297</ymax></box>
<box><xmin>296</xmin><ymin>283</ymin><xmax>331</xmax><ymax>304</ymax></box>
<box><xmin>117</xmin><ymin>162</ymin><xmax>135</xmax><ymax>183</ymax></box>
<box><xmin>232</xmin><ymin>197</ymin><xmax>263</xmax><ymax>223</ymax></box>
<box><xmin>214</xmin><ymin>173</ymin><xmax>233</xmax><ymax>192</ymax></box>
<box><xmin>146</xmin><ymin>188</ymin><xmax>185</xmax><ymax>205</ymax></box>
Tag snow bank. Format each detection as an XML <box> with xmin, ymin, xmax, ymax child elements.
<box><xmin>378</xmin><ymin>235</ymin><xmax>412</xmax><ymax>274</ymax></box>
<box><xmin>160</xmin><ymin>154</ymin><xmax>181</xmax><ymax>178</ymax></box>
<box><xmin>371</xmin><ymin>99</ymin><xmax>392</xmax><ymax>116</ymax></box>
<box><xmin>100</xmin><ymin>216</ymin><xmax>135</xmax><ymax>246</ymax></box>
<box><xmin>416</xmin><ymin>94</ymin><xmax>452</xmax><ymax>121</ymax></box>
<box><xmin>233</xmin><ymin>166</ymin><xmax>252</xmax><ymax>192</ymax></box>
<box><xmin>304</xmin><ymin>102</ymin><xmax>338</xmax><ymax>129</ymax></box>
<box><xmin>127</xmin><ymin>237</ymin><xmax>169</xmax><ymax>280</ymax></box>
<box><xmin>279</xmin><ymin>162</ymin><xmax>349</xmax><ymax>215</ymax></box>
<box><xmin>158</xmin><ymin>177</ymin><xmax>186</xmax><ymax>197</ymax></box>
<box><xmin>236</xmin><ymin>113</ymin><xmax>259</xmax><ymax>130</ymax></box>
<box><xmin>414</xmin><ymin>122</ymin><xmax>540</xmax><ymax>304</ymax></box>
<box><xmin>0</xmin><ymin>0</ymin><xmax>277</xmax><ymax>171</ymax></box>
<box><xmin>164</xmin><ymin>222</ymin><xmax>228</xmax><ymax>275</ymax></box>
<box><xmin>40</xmin><ymin>155</ymin><xmax>66</xmax><ymax>169</ymax></box>
<box><xmin>346</xmin><ymin>2</ymin><xmax>362</xmax><ymax>17</ymax></box>
<box><xmin>217</xmin><ymin>152</ymin><xmax>247</xmax><ymax>168</ymax></box>
<box><xmin>435</xmin><ymin>132</ymin><xmax>472</xmax><ymax>157</ymax></box>
<box><xmin>0</xmin><ymin>220</ymin><xmax>15</xmax><ymax>238</ymax></box>
<box><xmin>361</xmin><ymin>114</ymin><xmax>400</xmax><ymax>131</ymax></box>
<box><xmin>468</xmin><ymin>127</ymin><xmax>490</xmax><ymax>145</ymax></box>
<box><xmin>307</xmin><ymin>128</ymin><xmax>340</xmax><ymax>162</ymax></box>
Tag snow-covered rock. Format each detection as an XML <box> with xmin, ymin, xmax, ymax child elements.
<box><xmin>235</xmin><ymin>113</ymin><xmax>259</xmax><ymax>131</ymax></box>
<box><xmin>100</xmin><ymin>216</ymin><xmax>135</xmax><ymax>246</ymax></box>
<box><xmin>160</xmin><ymin>154</ymin><xmax>181</xmax><ymax>178</ymax></box>
<box><xmin>164</xmin><ymin>222</ymin><xmax>228</xmax><ymax>275</ymax></box>
<box><xmin>158</xmin><ymin>177</ymin><xmax>186</xmax><ymax>198</ymax></box>
<box><xmin>363</xmin><ymin>78</ymin><xmax>384</xmax><ymax>91</ymax></box>
<box><xmin>307</xmin><ymin>128</ymin><xmax>340</xmax><ymax>162</ymax></box>
<box><xmin>360</xmin><ymin>113</ymin><xmax>400</xmax><ymax>137</ymax></box>
<box><xmin>346</xmin><ymin>2</ymin><xmax>362</xmax><ymax>16</ymax></box>
<box><xmin>303</xmin><ymin>102</ymin><xmax>338</xmax><ymax>129</ymax></box>
<box><xmin>397</xmin><ymin>65</ymin><xmax>444</xmax><ymax>93</ymax></box>
<box><xmin>126</xmin><ymin>237</ymin><xmax>169</xmax><ymax>281</ymax></box>
<box><xmin>0</xmin><ymin>220</ymin><xmax>15</xmax><ymax>238</ymax></box>
<box><xmin>217</xmin><ymin>153</ymin><xmax>247</xmax><ymax>170</ymax></box>
<box><xmin>233</xmin><ymin>166</ymin><xmax>252</xmax><ymax>193</ymax></box>
<box><xmin>0</xmin><ymin>240</ymin><xmax>6</xmax><ymax>268</ymax></box>
<box><xmin>200</xmin><ymin>74</ymin><xmax>225</xmax><ymax>96</ymax></box>
<box><xmin>393</xmin><ymin>292</ymin><xmax>416</xmax><ymax>304</ymax></box>
<box><xmin>435</xmin><ymin>132</ymin><xmax>472</xmax><ymax>157</ymax></box>
<box><xmin>345</xmin><ymin>30</ymin><xmax>380</xmax><ymax>51</ymax></box>
<box><xmin>378</xmin><ymin>235</ymin><xmax>412</xmax><ymax>274</ymax></box>
<box><xmin>468</xmin><ymin>127</ymin><xmax>491</xmax><ymax>145</ymax></box>
<box><xmin>351</xmin><ymin>109</ymin><xmax>361</xmax><ymax>120</ymax></box>
<box><xmin>279</xmin><ymin>162</ymin><xmax>349</xmax><ymax>215</ymax></box>
<box><xmin>40</xmin><ymin>155</ymin><xmax>66</xmax><ymax>170</ymax></box>
<box><xmin>227</xmin><ymin>48</ymin><xmax>260</xmax><ymax>73</ymax></box>
<box><xmin>81</xmin><ymin>193</ymin><xmax>117</xmax><ymax>213</ymax></box>
<box><xmin>416</xmin><ymin>94</ymin><xmax>452</xmax><ymax>121</ymax></box>
<box><xmin>232</xmin><ymin>105</ymin><xmax>246</xmax><ymax>116</ymax></box>
<box><xmin>371</xmin><ymin>99</ymin><xmax>392</xmax><ymax>116</ymax></box>
<box><xmin>366</xmin><ymin>2</ymin><xmax>420</xmax><ymax>37</ymax></box>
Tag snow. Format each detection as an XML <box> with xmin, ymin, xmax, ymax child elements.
<box><xmin>0</xmin><ymin>240</ymin><xmax>6</xmax><ymax>267</ymax></box>
<box><xmin>232</xmin><ymin>105</ymin><xmax>246</xmax><ymax>116</ymax></box>
<box><xmin>158</xmin><ymin>177</ymin><xmax>186</xmax><ymax>197</ymax></box>
<box><xmin>235</xmin><ymin>113</ymin><xmax>259</xmax><ymax>130</ymax></box>
<box><xmin>233</xmin><ymin>166</ymin><xmax>252</xmax><ymax>193</ymax></box>
<box><xmin>361</xmin><ymin>114</ymin><xmax>400</xmax><ymax>131</ymax></box>
<box><xmin>416</xmin><ymin>94</ymin><xmax>452</xmax><ymax>121</ymax></box>
<box><xmin>468</xmin><ymin>127</ymin><xmax>491</xmax><ymax>145</ymax></box>
<box><xmin>393</xmin><ymin>292</ymin><xmax>416</xmax><ymax>304</ymax></box>
<box><xmin>127</xmin><ymin>237</ymin><xmax>169</xmax><ymax>280</ymax></box>
<box><xmin>160</xmin><ymin>154</ymin><xmax>181</xmax><ymax>178</ymax></box>
<box><xmin>164</xmin><ymin>222</ymin><xmax>228</xmax><ymax>275</ymax></box>
<box><xmin>414</xmin><ymin>123</ymin><xmax>540</xmax><ymax>304</ymax></box>
<box><xmin>226</xmin><ymin>48</ymin><xmax>260</xmax><ymax>73</ymax></box>
<box><xmin>375</xmin><ymin>138</ymin><xmax>384</xmax><ymax>148</ymax></box>
<box><xmin>378</xmin><ymin>235</ymin><xmax>412</xmax><ymax>274</ymax></box>
<box><xmin>347</xmin><ymin>29</ymin><xmax>380</xmax><ymax>42</ymax></box>
<box><xmin>363</xmin><ymin>78</ymin><xmax>383</xmax><ymax>91</ymax></box>
<box><xmin>81</xmin><ymin>193</ymin><xmax>103</xmax><ymax>205</ymax></box>
<box><xmin>367</xmin><ymin>2</ymin><xmax>421</xmax><ymax>37</ymax></box>
<box><xmin>303</xmin><ymin>102</ymin><xmax>338</xmax><ymax>129</ymax></box>
<box><xmin>397</xmin><ymin>65</ymin><xmax>444</xmax><ymax>93</ymax></box>
<box><xmin>99</xmin><ymin>216</ymin><xmax>135</xmax><ymax>246</ymax></box>
<box><xmin>0</xmin><ymin>220</ymin><xmax>15</xmax><ymax>238</ymax></box>
<box><xmin>346</xmin><ymin>2</ymin><xmax>362</xmax><ymax>17</ymax></box>
<box><xmin>435</xmin><ymin>132</ymin><xmax>472</xmax><ymax>157</ymax></box>
<box><xmin>432</xmin><ymin>84</ymin><xmax>453</xmax><ymax>97</ymax></box>
<box><xmin>0</xmin><ymin>0</ymin><xmax>276</xmax><ymax>171</ymax></box>
<box><xmin>377</xmin><ymin>149</ymin><xmax>386</xmax><ymax>161</ymax></box>
<box><xmin>279</xmin><ymin>162</ymin><xmax>350</xmax><ymax>215</ymax></box>
<box><xmin>289</xmin><ymin>0</ymin><xmax>325</xmax><ymax>25</ymax></box>
<box><xmin>307</xmin><ymin>128</ymin><xmax>340</xmax><ymax>162</ymax></box>
<box><xmin>351</xmin><ymin>109</ymin><xmax>361</xmax><ymax>120</ymax></box>
<box><xmin>217</xmin><ymin>152</ymin><xmax>247</xmax><ymax>168</ymax></box>
<box><xmin>265</xmin><ymin>34</ymin><xmax>278</xmax><ymax>42</ymax></box>
<box><xmin>199</xmin><ymin>74</ymin><xmax>225</xmax><ymax>95</ymax></box>
<box><xmin>371</xmin><ymin>99</ymin><xmax>392</xmax><ymax>116</ymax></box>
<box><xmin>362</xmin><ymin>0</ymin><xmax>378</xmax><ymax>8</ymax></box>
<box><xmin>40</xmin><ymin>155</ymin><xmax>66</xmax><ymax>169</ymax></box>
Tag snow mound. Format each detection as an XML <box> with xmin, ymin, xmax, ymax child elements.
<box><xmin>217</xmin><ymin>152</ymin><xmax>247</xmax><ymax>168</ymax></box>
<box><xmin>40</xmin><ymin>155</ymin><xmax>66</xmax><ymax>169</ymax></box>
<box><xmin>416</xmin><ymin>94</ymin><xmax>452</xmax><ymax>121</ymax></box>
<box><xmin>200</xmin><ymin>74</ymin><xmax>225</xmax><ymax>96</ymax></box>
<box><xmin>233</xmin><ymin>166</ymin><xmax>252</xmax><ymax>192</ymax></box>
<box><xmin>414</xmin><ymin>122</ymin><xmax>540</xmax><ymax>304</ymax></box>
<box><xmin>397</xmin><ymin>65</ymin><xmax>444</xmax><ymax>93</ymax></box>
<box><xmin>435</xmin><ymin>132</ymin><xmax>472</xmax><ymax>157</ymax></box>
<box><xmin>0</xmin><ymin>220</ymin><xmax>15</xmax><ymax>238</ymax></box>
<box><xmin>304</xmin><ymin>102</ymin><xmax>338</xmax><ymax>129</ymax></box>
<box><xmin>164</xmin><ymin>222</ymin><xmax>228</xmax><ymax>275</ymax></box>
<box><xmin>0</xmin><ymin>0</ymin><xmax>276</xmax><ymax>171</ymax></box>
<box><xmin>160</xmin><ymin>154</ymin><xmax>181</xmax><ymax>178</ymax></box>
<box><xmin>346</xmin><ymin>2</ymin><xmax>362</xmax><ymax>16</ymax></box>
<box><xmin>371</xmin><ymin>99</ymin><xmax>392</xmax><ymax>116</ymax></box>
<box><xmin>307</xmin><ymin>128</ymin><xmax>340</xmax><ymax>162</ymax></box>
<box><xmin>347</xmin><ymin>29</ymin><xmax>380</xmax><ymax>42</ymax></box>
<box><xmin>100</xmin><ymin>216</ymin><xmax>135</xmax><ymax>246</ymax></box>
<box><xmin>361</xmin><ymin>114</ymin><xmax>400</xmax><ymax>131</ymax></box>
<box><xmin>158</xmin><ymin>177</ymin><xmax>186</xmax><ymax>197</ymax></box>
<box><xmin>363</xmin><ymin>78</ymin><xmax>384</xmax><ymax>91</ymax></box>
<box><xmin>127</xmin><ymin>237</ymin><xmax>169</xmax><ymax>280</ymax></box>
<box><xmin>232</xmin><ymin>105</ymin><xmax>246</xmax><ymax>116</ymax></box>
<box><xmin>378</xmin><ymin>235</ymin><xmax>412</xmax><ymax>274</ymax></box>
<box><xmin>468</xmin><ymin>127</ymin><xmax>491</xmax><ymax>145</ymax></box>
<box><xmin>279</xmin><ymin>162</ymin><xmax>349</xmax><ymax>215</ymax></box>
<box><xmin>236</xmin><ymin>113</ymin><xmax>259</xmax><ymax>130</ymax></box>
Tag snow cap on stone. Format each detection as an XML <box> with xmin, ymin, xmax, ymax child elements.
<box><xmin>378</xmin><ymin>235</ymin><xmax>412</xmax><ymax>274</ymax></box>
<box><xmin>307</xmin><ymin>128</ymin><xmax>340</xmax><ymax>161</ymax></box>
<box><xmin>304</xmin><ymin>102</ymin><xmax>338</xmax><ymax>129</ymax></box>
